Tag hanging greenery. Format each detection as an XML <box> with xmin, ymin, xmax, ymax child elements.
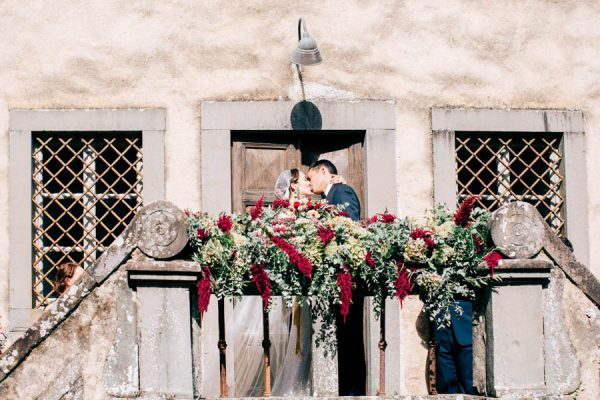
<box><xmin>187</xmin><ymin>196</ymin><xmax>500</xmax><ymax>354</ymax></box>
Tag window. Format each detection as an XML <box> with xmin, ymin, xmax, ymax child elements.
<box><xmin>9</xmin><ymin>109</ymin><xmax>165</xmax><ymax>330</ymax></box>
<box><xmin>455</xmin><ymin>132</ymin><xmax>564</xmax><ymax>233</ymax></box>
<box><xmin>432</xmin><ymin>108</ymin><xmax>588</xmax><ymax>265</ymax></box>
<box><xmin>32</xmin><ymin>132</ymin><xmax>143</xmax><ymax>306</ymax></box>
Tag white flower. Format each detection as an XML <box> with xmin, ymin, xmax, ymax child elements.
<box><xmin>404</xmin><ymin>238</ymin><xmax>428</xmax><ymax>264</ymax></box>
<box><xmin>435</xmin><ymin>221</ymin><xmax>455</xmax><ymax>239</ymax></box>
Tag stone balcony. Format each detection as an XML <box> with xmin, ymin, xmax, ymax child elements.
<box><xmin>0</xmin><ymin>201</ymin><xmax>598</xmax><ymax>399</ymax></box>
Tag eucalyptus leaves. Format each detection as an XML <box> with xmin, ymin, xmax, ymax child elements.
<box><xmin>187</xmin><ymin>196</ymin><xmax>500</xmax><ymax>354</ymax></box>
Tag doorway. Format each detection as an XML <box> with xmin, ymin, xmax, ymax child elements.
<box><xmin>231</xmin><ymin>131</ymin><xmax>365</xmax><ymax>216</ymax></box>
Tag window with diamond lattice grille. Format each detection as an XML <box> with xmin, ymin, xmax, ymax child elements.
<box><xmin>32</xmin><ymin>132</ymin><xmax>143</xmax><ymax>307</ymax></box>
<box><xmin>455</xmin><ymin>132</ymin><xmax>564</xmax><ymax>233</ymax></box>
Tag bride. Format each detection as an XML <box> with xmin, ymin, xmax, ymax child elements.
<box><xmin>232</xmin><ymin>168</ymin><xmax>344</xmax><ymax>397</ymax></box>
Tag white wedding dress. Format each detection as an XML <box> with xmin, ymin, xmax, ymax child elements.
<box><xmin>232</xmin><ymin>170</ymin><xmax>313</xmax><ymax>396</ymax></box>
<box><xmin>232</xmin><ymin>297</ymin><xmax>312</xmax><ymax>397</ymax></box>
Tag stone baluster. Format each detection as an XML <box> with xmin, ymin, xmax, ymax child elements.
<box><xmin>124</xmin><ymin>203</ymin><xmax>204</xmax><ymax>398</ymax></box>
<box><xmin>484</xmin><ymin>201</ymin><xmax>579</xmax><ymax>397</ymax></box>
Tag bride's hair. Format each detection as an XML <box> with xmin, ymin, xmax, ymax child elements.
<box><xmin>289</xmin><ymin>168</ymin><xmax>300</xmax><ymax>194</ymax></box>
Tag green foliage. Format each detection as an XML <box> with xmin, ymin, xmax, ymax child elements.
<box><xmin>187</xmin><ymin>197</ymin><xmax>499</xmax><ymax>355</ymax></box>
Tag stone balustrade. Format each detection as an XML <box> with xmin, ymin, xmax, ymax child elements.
<box><xmin>0</xmin><ymin>200</ymin><xmax>598</xmax><ymax>399</ymax></box>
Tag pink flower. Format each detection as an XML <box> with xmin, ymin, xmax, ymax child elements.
<box><xmin>217</xmin><ymin>214</ymin><xmax>233</xmax><ymax>233</ymax></box>
<box><xmin>337</xmin><ymin>266</ymin><xmax>352</xmax><ymax>323</ymax></box>
<box><xmin>484</xmin><ymin>251</ymin><xmax>503</xmax><ymax>277</ymax></box>
<box><xmin>454</xmin><ymin>195</ymin><xmax>478</xmax><ymax>227</ymax></box>
<box><xmin>317</xmin><ymin>226</ymin><xmax>335</xmax><ymax>245</ymax></box>
<box><xmin>251</xmin><ymin>263</ymin><xmax>272</xmax><ymax>310</ymax></box>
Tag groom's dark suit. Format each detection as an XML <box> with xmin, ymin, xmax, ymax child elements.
<box><xmin>325</xmin><ymin>183</ymin><xmax>361</xmax><ymax>222</ymax></box>
<box><xmin>324</xmin><ymin>183</ymin><xmax>365</xmax><ymax>395</ymax></box>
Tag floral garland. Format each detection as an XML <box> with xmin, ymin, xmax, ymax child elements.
<box><xmin>186</xmin><ymin>195</ymin><xmax>500</xmax><ymax>354</ymax></box>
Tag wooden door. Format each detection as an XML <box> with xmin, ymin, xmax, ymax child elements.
<box><xmin>231</xmin><ymin>132</ymin><xmax>365</xmax><ymax>217</ymax></box>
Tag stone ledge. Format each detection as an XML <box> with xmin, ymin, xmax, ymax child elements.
<box><xmin>202</xmin><ymin>396</ymin><xmax>489</xmax><ymax>400</ymax></box>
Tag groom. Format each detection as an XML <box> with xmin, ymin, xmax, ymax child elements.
<box><xmin>307</xmin><ymin>159</ymin><xmax>365</xmax><ymax>396</ymax></box>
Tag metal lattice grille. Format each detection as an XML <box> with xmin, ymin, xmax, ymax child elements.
<box><xmin>32</xmin><ymin>132</ymin><xmax>143</xmax><ymax>307</ymax></box>
<box><xmin>456</xmin><ymin>132</ymin><xmax>564</xmax><ymax>233</ymax></box>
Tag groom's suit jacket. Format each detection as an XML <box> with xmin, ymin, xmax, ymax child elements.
<box><xmin>325</xmin><ymin>183</ymin><xmax>361</xmax><ymax>221</ymax></box>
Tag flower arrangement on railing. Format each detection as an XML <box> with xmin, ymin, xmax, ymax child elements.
<box><xmin>187</xmin><ymin>195</ymin><xmax>501</xmax><ymax>353</ymax></box>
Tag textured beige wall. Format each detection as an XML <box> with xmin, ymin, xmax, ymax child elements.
<box><xmin>1</xmin><ymin>0</ymin><xmax>600</xmax><ymax>394</ymax></box>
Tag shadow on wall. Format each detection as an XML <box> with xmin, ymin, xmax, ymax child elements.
<box><xmin>291</xmin><ymin>101</ymin><xmax>322</xmax><ymax>130</ymax></box>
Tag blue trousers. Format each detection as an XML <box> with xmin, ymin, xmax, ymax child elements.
<box><xmin>434</xmin><ymin>300</ymin><xmax>473</xmax><ymax>394</ymax></box>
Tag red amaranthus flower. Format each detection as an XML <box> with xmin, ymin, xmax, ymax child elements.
<box><xmin>217</xmin><ymin>214</ymin><xmax>233</xmax><ymax>233</ymax></box>
<box><xmin>394</xmin><ymin>262</ymin><xmax>413</xmax><ymax>308</ymax></box>
<box><xmin>472</xmin><ymin>232</ymin><xmax>483</xmax><ymax>253</ymax></box>
<box><xmin>367</xmin><ymin>212</ymin><xmax>397</xmax><ymax>225</ymax></box>
<box><xmin>197</xmin><ymin>268</ymin><xmax>212</xmax><ymax>316</ymax></box>
<box><xmin>365</xmin><ymin>251</ymin><xmax>376</xmax><ymax>268</ymax></box>
<box><xmin>250</xmin><ymin>194</ymin><xmax>264</xmax><ymax>220</ymax></box>
<box><xmin>337</xmin><ymin>266</ymin><xmax>352</xmax><ymax>323</ymax></box>
<box><xmin>251</xmin><ymin>263</ymin><xmax>272</xmax><ymax>309</ymax></box>
<box><xmin>484</xmin><ymin>251</ymin><xmax>503</xmax><ymax>277</ymax></box>
<box><xmin>273</xmin><ymin>199</ymin><xmax>290</xmax><ymax>209</ymax></box>
<box><xmin>317</xmin><ymin>226</ymin><xmax>335</xmax><ymax>245</ymax></box>
<box><xmin>454</xmin><ymin>195</ymin><xmax>478</xmax><ymax>227</ymax></box>
<box><xmin>271</xmin><ymin>236</ymin><xmax>313</xmax><ymax>280</ymax></box>
<box><xmin>336</xmin><ymin>211</ymin><xmax>351</xmax><ymax>218</ymax></box>
<box><xmin>196</xmin><ymin>227</ymin><xmax>209</xmax><ymax>240</ymax></box>
<box><xmin>410</xmin><ymin>228</ymin><xmax>436</xmax><ymax>249</ymax></box>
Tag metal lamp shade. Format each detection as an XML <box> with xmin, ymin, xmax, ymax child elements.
<box><xmin>291</xmin><ymin>35</ymin><xmax>322</xmax><ymax>66</ymax></box>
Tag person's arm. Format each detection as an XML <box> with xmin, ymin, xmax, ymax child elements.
<box><xmin>336</xmin><ymin>185</ymin><xmax>360</xmax><ymax>221</ymax></box>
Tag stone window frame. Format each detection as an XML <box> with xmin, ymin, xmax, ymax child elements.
<box><xmin>8</xmin><ymin>109</ymin><xmax>166</xmax><ymax>332</ymax></box>
<box><xmin>199</xmin><ymin>100</ymin><xmax>399</xmax><ymax>396</ymax></box>
<box><xmin>432</xmin><ymin>108</ymin><xmax>589</xmax><ymax>266</ymax></box>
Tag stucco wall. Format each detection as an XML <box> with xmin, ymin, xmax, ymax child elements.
<box><xmin>1</xmin><ymin>0</ymin><xmax>600</xmax><ymax>392</ymax></box>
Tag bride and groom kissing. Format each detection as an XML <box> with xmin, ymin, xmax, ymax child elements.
<box><xmin>274</xmin><ymin>159</ymin><xmax>366</xmax><ymax>396</ymax></box>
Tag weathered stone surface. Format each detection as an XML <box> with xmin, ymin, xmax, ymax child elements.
<box><xmin>0</xmin><ymin>271</ymin><xmax>120</xmax><ymax>399</ymax></box>
<box><xmin>127</xmin><ymin>259</ymin><xmax>201</xmax><ymax>273</ymax></box>
<box><xmin>542</xmin><ymin>222</ymin><xmax>600</xmax><ymax>309</ymax></box>
<box><xmin>472</xmin><ymin>293</ymin><xmax>487</xmax><ymax>395</ymax></box>
<box><xmin>36</xmin><ymin>358</ymin><xmax>83</xmax><ymax>400</ymax></box>
<box><xmin>137</xmin><ymin>285</ymin><xmax>195</xmax><ymax>397</ymax></box>
<box><xmin>102</xmin><ymin>272</ymin><xmax>140</xmax><ymax>397</ymax></box>
<box><xmin>134</xmin><ymin>200</ymin><xmax>189</xmax><ymax>259</ymax></box>
<box><xmin>543</xmin><ymin>268</ymin><xmax>580</xmax><ymax>395</ymax></box>
<box><xmin>0</xmin><ymin>272</ymin><xmax>95</xmax><ymax>382</ymax></box>
<box><xmin>489</xmin><ymin>202</ymin><xmax>545</xmax><ymax>259</ymax></box>
<box><xmin>486</xmin><ymin>268</ymin><xmax>549</xmax><ymax>396</ymax></box>
<box><xmin>563</xmin><ymin>278</ymin><xmax>600</xmax><ymax>400</ymax></box>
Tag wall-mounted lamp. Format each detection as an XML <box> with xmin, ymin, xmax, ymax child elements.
<box><xmin>291</xmin><ymin>17</ymin><xmax>322</xmax><ymax>66</ymax></box>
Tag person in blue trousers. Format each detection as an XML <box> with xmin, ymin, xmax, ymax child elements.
<box><xmin>434</xmin><ymin>299</ymin><xmax>473</xmax><ymax>394</ymax></box>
